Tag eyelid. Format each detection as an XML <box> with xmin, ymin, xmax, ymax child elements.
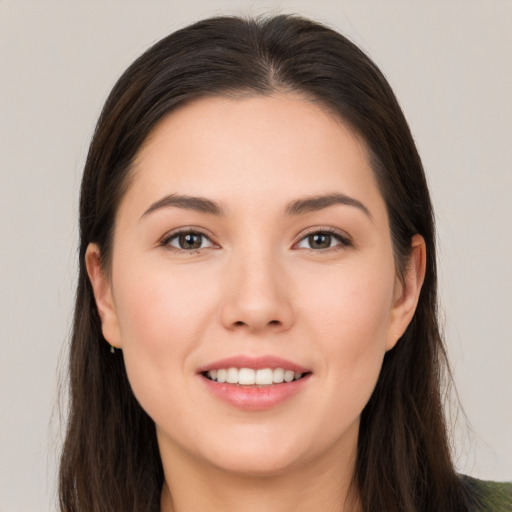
<box><xmin>159</xmin><ymin>226</ymin><xmax>219</xmax><ymax>250</ymax></box>
<box><xmin>293</xmin><ymin>227</ymin><xmax>352</xmax><ymax>250</ymax></box>
<box><xmin>157</xmin><ymin>225</ymin><xmax>351</xmax><ymax>252</ymax></box>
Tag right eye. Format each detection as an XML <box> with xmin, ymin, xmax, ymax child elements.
<box><xmin>294</xmin><ymin>229</ymin><xmax>352</xmax><ymax>252</ymax></box>
<box><xmin>163</xmin><ymin>231</ymin><xmax>214</xmax><ymax>251</ymax></box>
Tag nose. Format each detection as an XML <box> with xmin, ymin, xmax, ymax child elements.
<box><xmin>219</xmin><ymin>249</ymin><xmax>295</xmax><ymax>334</ymax></box>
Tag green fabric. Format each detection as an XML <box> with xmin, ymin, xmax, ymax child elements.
<box><xmin>462</xmin><ymin>475</ymin><xmax>512</xmax><ymax>511</ymax></box>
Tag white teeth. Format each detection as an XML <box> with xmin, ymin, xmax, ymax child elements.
<box><xmin>272</xmin><ymin>367</ymin><xmax>284</xmax><ymax>383</ymax></box>
<box><xmin>226</xmin><ymin>367</ymin><xmax>238</xmax><ymax>384</ymax></box>
<box><xmin>206</xmin><ymin>367</ymin><xmax>305</xmax><ymax>385</ymax></box>
<box><xmin>255</xmin><ymin>368</ymin><xmax>273</xmax><ymax>385</ymax></box>
<box><xmin>238</xmin><ymin>368</ymin><xmax>255</xmax><ymax>385</ymax></box>
<box><xmin>284</xmin><ymin>370</ymin><xmax>295</xmax><ymax>382</ymax></box>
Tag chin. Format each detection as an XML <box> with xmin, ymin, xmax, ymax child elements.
<box><xmin>194</xmin><ymin>427</ymin><xmax>315</xmax><ymax>477</ymax></box>
<box><xmin>209</xmin><ymin>450</ymin><xmax>304</xmax><ymax>478</ymax></box>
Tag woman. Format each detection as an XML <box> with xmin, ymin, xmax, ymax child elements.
<box><xmin>59</xmin><ymin>14</ymin><xmax>511</xmax><ymax>512</ymax></box>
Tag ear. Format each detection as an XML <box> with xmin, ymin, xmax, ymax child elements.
<box><xmin>85</xmin><ymin>243</ymin><xmax>122</xmax><ymax>349</ymax></box>
<box><xmin>386</xmin><ymin>234</ymin><xmax>426</xmax><ymax>351</ymax></box>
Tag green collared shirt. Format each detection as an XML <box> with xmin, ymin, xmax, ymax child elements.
<box><xmin>462</xmin><ymin>475</ymin><xmax>512</xmax><ymax>511</ymax></box>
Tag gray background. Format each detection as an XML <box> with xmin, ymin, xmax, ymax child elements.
<box><xmin>1</xmin><ymin>1</ymin><xmax>511</xmax><ymax>510</ymax></box>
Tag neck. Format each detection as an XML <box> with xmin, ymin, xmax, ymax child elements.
<box><xmin>159</xmin><ymin>435</ymin><xmax>361</xmax><ymax>512</ymax></box>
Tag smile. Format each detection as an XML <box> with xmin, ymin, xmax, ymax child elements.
<box><xmin>205</xmin><ymin>367</ymin><xmax>306</xmax><ymax>386</ymax></box>
<box><xmin>198</xmin><ymin>355</ymin><xmax>312</xmax><ymax>410</ymax></box>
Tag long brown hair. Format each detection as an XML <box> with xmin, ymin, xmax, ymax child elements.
<box><xmin>60</xmin><ymin>14</ymin><xmax>472</xmax><ymax>511</ymax></box>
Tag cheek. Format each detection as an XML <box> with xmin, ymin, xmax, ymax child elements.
<box><xmin>301</xmin><ymin>259</ymin><xmax>395</xmax><ymax>346</ymax></box>
<box><xmin>299</xmin><ymin>260</ymin><xmax>395</xmax><ymax>409</ymax></box>
<box><xmin>114</xmin><ymin>259</ymin><xmax>215</xmax><ymax>351</ymax></box>
<box><xmin>111</xmin><ymin>259</ymin><xmax>218</xmax><ymax>408</ymax></box>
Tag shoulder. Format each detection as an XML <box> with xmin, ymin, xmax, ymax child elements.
<box><xmin>460</xmin><ymin>475</ymin><xmax>512</xmax><ymax>512</ymax></box>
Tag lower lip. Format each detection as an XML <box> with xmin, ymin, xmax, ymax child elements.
<box><xmin>200</xmin><ymin>374</ymin><xmax>311</xmax><ymax>411</ymax></box>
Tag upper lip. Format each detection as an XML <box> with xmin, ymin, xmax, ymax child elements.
<box><xmin>197</xmin><ymin>355</ymin><xmax>310</xmax><ymax>374</ymax></box>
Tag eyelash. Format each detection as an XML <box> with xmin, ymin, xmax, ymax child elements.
<box><xmin>160</xmin><ymin>227</ymin><xmax>352</xmax><ymax>253</ymax></box>
<box><xmin>294</xmin><ymin>228</ymin><xmax>352</xmax><ymax>252</ymax></box>
<box><xmin>160</xmin><ymin>228</ymin><xmax>216</xmax><ymax>252</ymax></box>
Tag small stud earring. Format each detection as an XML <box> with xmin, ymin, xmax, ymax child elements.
<box><xmin>110</xmin><ymin>345</ymin><xmax>115</xmax><ymax>354</ymax></box>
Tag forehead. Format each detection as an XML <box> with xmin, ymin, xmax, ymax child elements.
<box><xmin>121</xmin><ymin>94</ymin><xmax>386</xmax><ymax>220</ymax></box>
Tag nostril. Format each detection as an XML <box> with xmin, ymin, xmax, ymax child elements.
<box><xmin>232</xmin><ymin>319</ymin><xmax>280</xmax><ymax>327</ymax></box>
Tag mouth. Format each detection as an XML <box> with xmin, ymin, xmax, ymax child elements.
<box><xmin>202</xmin><ymin>367</ymin><xmax>310</xmax><ymax>386</ymax></box>
<box><xmin>197</xmin><ymin>355</ymin><xmax>312</xmax><ymax>410</ymax></box>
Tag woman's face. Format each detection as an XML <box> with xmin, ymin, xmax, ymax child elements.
<box><xmin>87</xmin><ymin>94</ymin><xmax>423</xmax><ymax>477</ymax></box>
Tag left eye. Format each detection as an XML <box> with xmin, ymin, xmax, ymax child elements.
<box><xmin>165</xmin><ymin>231</ymin><xmax>214</xmax><ymax>250</ymax></box>
<box><xmin>296</xmin><ymin>231</ymin><xmax>348</xmax><ymax>250</ymax></box>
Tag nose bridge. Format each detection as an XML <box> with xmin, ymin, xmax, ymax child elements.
<box><xmin>220</xmin><ymin>241</ymin><xmax>293</xmax><ymax>332</ymax></box>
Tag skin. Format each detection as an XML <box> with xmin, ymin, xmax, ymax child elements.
<box><xmin>86</xmin><ymin>94</ymin><xmax>426</xmax><ymax>512</ymax></box>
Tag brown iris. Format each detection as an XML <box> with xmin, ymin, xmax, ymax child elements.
<box><xmin>178</xmin><ymin>233</ymin><xmax>203</xmax><ymax>249</ymax></box>
<box><xmin>307</xmin><ymin>233</ymin><xmax>333</xmax><ymax>249</ymax></box>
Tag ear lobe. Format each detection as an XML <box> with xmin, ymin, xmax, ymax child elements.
<box><xmin>85</xmin><ymin>243</ymin><xmax>122</xmax><ymax>349</ymax></box>
<box><xmin>386</xmin><ymin>234</ymin><xmax>426</xmax><ymax>351</ymax></box>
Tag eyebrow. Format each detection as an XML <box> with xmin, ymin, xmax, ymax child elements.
<box><xmin>141</xmin><ymin>194</ymin><xmax>225</xmax><ymax>218</ymax></box>
<box><xmin>285</xmin><ymin>193</ymin><xmax>373</xmax><ymax>220</ymax></box>
<box><xmin>141</xmin><ymin>192</ymin><xmax>372</xmax><ymax>220</ymax></box>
